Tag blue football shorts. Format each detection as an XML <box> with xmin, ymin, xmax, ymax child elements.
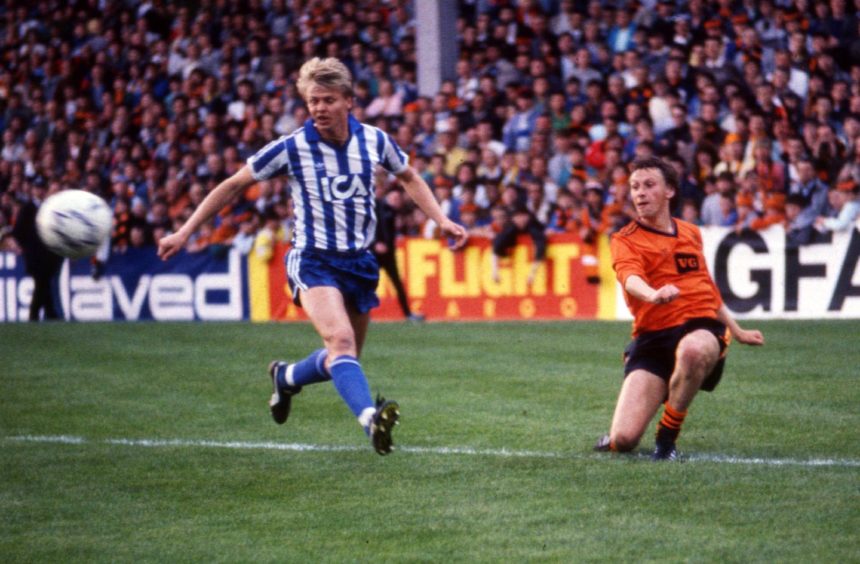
<box><xmin>284</xmin><ymin>247</ymin><xmax>380</xmax><ymax>314</ymax></box>
<box><xmin>623</xmin><ymin>317</ymin><xmax>730</xmax><ymax>392</ymax></box>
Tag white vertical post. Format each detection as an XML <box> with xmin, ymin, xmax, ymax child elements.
<box><xmin>416</xmin><ymin>0</ymin><xmax>459</xmax><ymax>97</ymax></box>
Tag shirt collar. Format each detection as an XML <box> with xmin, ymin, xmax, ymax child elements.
<box><xmin>303</xmin><ymin>114</ymin><xmax>362</xmax><ymax>143</ymax></box>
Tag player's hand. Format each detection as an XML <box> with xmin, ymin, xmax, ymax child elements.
<box><xmin>734</xmin><ymin>328</ymin><xmax>765</xmax><ymax>346</ymax></box>
<box><xmin>440</xmin><ymin>219</ymin><xmax>468</xmax><ymax>250</ymax></box>
<box><xmin>650</xmin><ymin>284</ymin><xmax>680</xmax><ymax>304</ymax></box>
<box><xmin>157</xmin><ymin>231</ymin><xmax>188</xmax><ymax>261</ymax></box>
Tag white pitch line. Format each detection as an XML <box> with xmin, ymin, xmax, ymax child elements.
<box><xmin>5</xmin><ymin>435</ymin><xmax>860</xmax><ymax>468</ymax></box>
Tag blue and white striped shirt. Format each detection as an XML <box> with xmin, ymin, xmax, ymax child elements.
<box><xmin>248</xmin><ymin>115</ymin><xmax>408</xmax><ymax>253</ymax></box>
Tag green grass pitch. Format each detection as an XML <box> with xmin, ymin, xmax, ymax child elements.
<box><xmin>1</xmin><ymin>320</ymin><xmax>858</xmax><ymax>562</ymax></box>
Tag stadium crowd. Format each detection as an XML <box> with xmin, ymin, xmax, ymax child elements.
<box><xmin>1</xmin><ymin>0</ymin><xmax>860</xmax><ymax>271</ymax></box>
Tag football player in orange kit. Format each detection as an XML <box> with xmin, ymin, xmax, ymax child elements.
<box><xmin>595</xmin><ymin>156</ymin><xmax>765</xmax><ymax>460</ymax></box>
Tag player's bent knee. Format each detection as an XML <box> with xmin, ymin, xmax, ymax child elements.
<box><xmin>321</xmin><ymin>329</ymin><xmax>357</xmax><ymax>356</ymax></box>
<box><xmin>676</xmin><ymin>344</ymin><xmax>707</xmax><ymax>368</ymax></box>
<box><xmin>677</xmin><ymin>334</ymin><xmax>719</xmax><ymax>369</ymax></box>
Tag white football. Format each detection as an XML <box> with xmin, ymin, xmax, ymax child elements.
<box><xmin>36</xmin><ymin>189</ymin><xmax>113</xmax><ymax>259</ymax></box>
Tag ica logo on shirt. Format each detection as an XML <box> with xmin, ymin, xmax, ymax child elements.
<box><xmin>319</xmin><ymin>174</ymin><xmax>371</xmax><ymax>201</ymax></box>
<box><xmin>674</xmin><ymin>253</ymin><xmax>700</xmax><ymax>273</ymax></box>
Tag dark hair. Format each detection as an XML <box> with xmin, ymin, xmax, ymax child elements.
<box><xmin>629</xmin><ymin>156</ymin><xmax>680</xmax><ymax>192</ymax></box>
<box><xmin>786</xmin><ymin>193</ymin><xmax>807</xmax><ymax>207</ymax></box>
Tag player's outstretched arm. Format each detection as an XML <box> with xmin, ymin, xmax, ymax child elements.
<box><xmin>395</xmin><ymin>166</ymin><xmax>468</xmax><ymax>249</ymax></box>
<box><xmin>158</xmin><ymin>166</ymin><xmax>256</xmax><ymax>261</ymax></box>
<box><xmin>717</xmin><ymin>304</ymin><xmax>765</xmax><ymax>346</ymax></box>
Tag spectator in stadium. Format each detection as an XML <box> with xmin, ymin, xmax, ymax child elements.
<box><xmin>786</xmin><ymin>157</ymin><xmax>830</xmax><ymax>244</ymax></box>
<box><xmin>733</xmin><ymin>191</ymin><xmax>757</xmax><ymax>232</ymax></box>
<box><xmin>129</xmin><ymin>225</ymin><xmax>149</xmax><ymax>249</ymax></box>
<box><xmin>434</xmin><ymin>120</ymin><xmax>469</xmax><ymax>178</ymax></box>
<box><xmin>157</xmin><ymin>57</ymin><xmax>467</xmax><ymax>455</ymax></box>
<box><xmin>231</xmin><ymin>212</ymin><xmax>260</xmax><ymax>256</ymax></box>
<box><xmin>739</xmin><ymin>138</ymin><xmax>781</xmax><ymax>187</ymax></box>
<box><xmin>594</xmin><ymin>157</ymin><xmax>764</xmax><ymax>461</ymax></box>
<box><xmin>545</xmin><ymin>188</ymin><xmax>581</xmax><ymax>234</ymax></box>
<box><xmin>364</xmin><ymin>78</ymin><xmax>404</xmax><ymax>119</ymax></box>
<box><xmin>700</xmin><ymin>172</ymin><xmax>735</xmax><ymax>226</ymax></box>
<box><xmin>555</xmin><ymin>142</ymin><xmax>589</xmax><ymax>188</ymax></box>
<box><xmin>523</xmin><ymin>176</ymin><xmax>552</xmax><ymax>226</ymax></box>
<box><xmin>502</xmin><ymin>87</ymin><xmax>541</xmax><ymax>153</ymax></box>
<box><xmin>185</xmin><ymin>220</ymin><xmax>214</xmax><ymax>254</ymax></box>
<box><xmin>713</xmin><ymin>133</ymin><xmax>745</xmax><ymax>178</ymax></box>
<box><xmin>837</xmin><ymin>139</ymin><xmax>860</xmax><ymax>187</ymax></box>
<box><xmin>679</xmin><ymin>198</ymin><xmax>703</xmax><ymax>226</ymax></box>
<box><xmin>111</xmin><ymin>198</ymin><xmax>132</xmax><ymax>252</ymax></box>
<box><xmin>476</xmin><ymin>147</ymin><xmax>503</xmax><ymax>191</ymax></box>
<box><xmin>422</xmin><ymin>175</ymin><xmax>461</xmax><ymax>240</ymax></box>
<box><xmin>811</xmin><ymin>122</ymin><xmax>847</xmax><ymax>184</ymax></box>
<box><xmin>468</xmin><ymin>204</ymin><xmax>508</xmax><ymax>240</ymax></box>
<box><xmin>814</xmin><ymin>180</ymin><xmax>860</xmax><ymax>234</ymax></box>
<box><xmin>491</xmin><ymin>204</ymin><xmax>547</xmax><ymax>287</ymax></box>
<box><xmin>657</xmin><ymin>103</ymin><xmax>692</xmax><ymax>156</ymax></box>
<box><xmin>691</xmin><ymin>142</ymin><xmax>719</xmax><ymax>187</ymax></box>
<box><xmin>749</xmin><ymin>193</ymin><xmax>787</xmax><ymax>231</ymax></box>
<box><xmin>251</xmin><ymin>208</ymin><xmax>287</xmax><ymax>263</ymax></box>
<box><xmin>606</xmin><ymin>8</ymin><xmax>637</xmax><ymax>54</ymax></box>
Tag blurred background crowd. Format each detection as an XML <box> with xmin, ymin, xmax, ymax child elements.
<box><xmin>1</xmin><ymin>0</ymin><xmax>860</xmax><ymax>269</ymax></box>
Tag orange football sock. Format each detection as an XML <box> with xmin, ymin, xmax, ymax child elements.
<box><xmin>659</xmin><ymin>402</ymin><xmax>687</xmax><ymax>431</ymax></box>
<box><xmin>656</xmin><ymin>402</ymin><xmax>687</xmax><ymax>445</ymax></box>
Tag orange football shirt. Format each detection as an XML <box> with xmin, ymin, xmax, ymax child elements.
<box><xmin>611</xmin><ymin>219</ymin><xmax>723</xmax><ymax>336</ymax></box>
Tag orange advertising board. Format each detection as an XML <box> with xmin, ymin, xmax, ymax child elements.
<box><xmin>248</xmin><ymin>234</ymin><xmax>616</xmax><ymax>322</ymax></box>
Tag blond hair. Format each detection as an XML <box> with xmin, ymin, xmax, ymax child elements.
<box><xmin>296</xmin><ymin>57</ymin><xmax>354</xmax><ymax>99</ymax></box>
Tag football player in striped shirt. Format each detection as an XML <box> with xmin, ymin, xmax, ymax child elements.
<box><xmin>158</xmin><ymin>57</ymin><xmax>468</xmax><ymax>455</ymax></box>
<box><xmin>593</xmin><ymin>156</ymin><xmax>764</xmax><ymax>460</ymax></box>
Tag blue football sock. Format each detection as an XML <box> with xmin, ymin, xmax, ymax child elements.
<box><xmin>329</xmin><ymin>355</ymin><xmax>375</xmax><ymax>425</ymax></box>
<box><xmin>282</xmin><ymin>348</ymin><xmax>331</xmax><ymax>387</ymax></box>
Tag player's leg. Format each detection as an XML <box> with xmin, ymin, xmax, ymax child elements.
<box><xmin>652</xmin><ymin>329</ymin><xmax>721</xmax><ymax>459</ymax></box>
<box><xmin>345</xmin><ymin>301</ymin><xmax>400</xmax><ymax>454</ymax></box>
<box><xmin>267</xmin><ymin>276</ymin><xmax>334</xmax><ymax>425</ymax></box>
<box><xmin>347</xmin><ymin>303</ymin><xmax>370</xmax><ymax>358</ymax></box>
<box><xmin>275</xmin><ymin>249</ymin><xmax>335</xmax><ymax>389</ymax></box>
<box><xmin>667</xmin><ymin>329</ymin><xmax>721</xmax><ymax>410</ymax></box>
<box><xmin>275</xmin><ymin>348</ymin><xmax>329</xmax><ymax>388</ymax></box>
<box><xmin>268</xmin><ymin>285</ymin><xmax>352</xmax><ymax>426</ymax></box>
<box><xmin>300</xmin><ymin>286</ymin><xmax>380</xmax><ymax>433</ymax></box>
<box><xmin>268</xmin><ymin>345</ymin><xmax>330</xmax><ymax>425</ymax></box>
<box><xmin>606</xmin><ymin>370</ymin><xmax>667</xmax><ymax>452</ymax></box>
